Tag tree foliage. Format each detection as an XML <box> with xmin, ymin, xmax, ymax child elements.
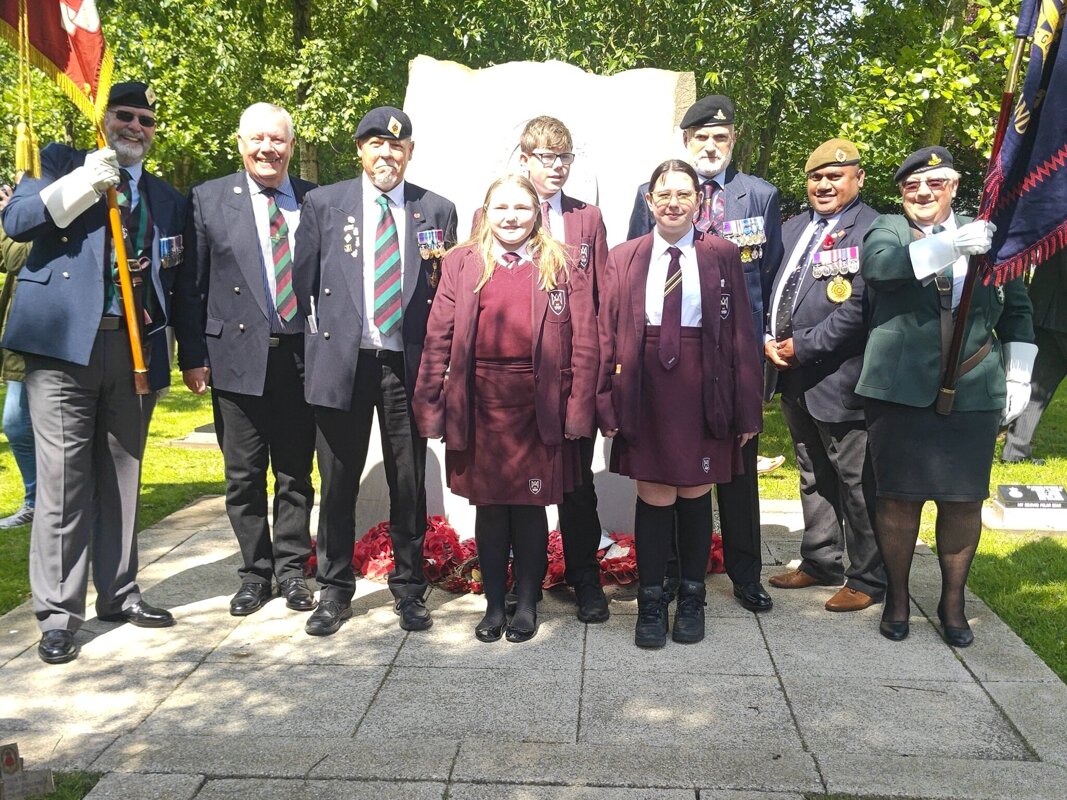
<box><xmin>0</xmin><ymin>0</ymin><xmax>1023</xmax><ymax>211</ymax></box>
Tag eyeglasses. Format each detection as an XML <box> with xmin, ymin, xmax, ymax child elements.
<box><xmin>111</xmin><ymin>109</ymin><xmax>156</xmax><ymax>128</ymax></box>
<box><xmin>530</xmin><ymin>151</ymin><xmax>575</xmax><ymax>167</ymax></box>
<box><xmin>650</xmin><ymin>190</ymin><xmax>697</xmax><ymax>205</ymax></box>
<box><xmin>902</xmin><ymin>176</ymin><xmax>949</xmax><ymax>193</ymax></box>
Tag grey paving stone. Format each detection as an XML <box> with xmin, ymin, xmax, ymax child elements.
<box><xmin>782</xmin><ymin>675</ymin><xmax>1032</xmax><ymax>760</ymax></box>
<box><xmin>760</xmin><ymin>601</ymin><xmax>972</xmax><ymax>681</ymax></box>
<box><xmin>151</xmin><ymin>495</ymin><xmax>226</xmax><ymax>530</ymax></box>
<box><xmin>698</xmin><ymin>794</ymin><xmax>804</xmax><ymax>800</ymax></box>
<box><xmin>449</xmin><ymin>785</ymin><xmax>695</xmax><ymax>799</ymax></box>
<box><xmin>208</xmin><ymin>602</ymin><xmax>405</xmax><ymax>667</ymax></box>
<box><xmin>137</xmin><ymin>664</ymin><xmax>386</xmax><ymax>737</ymax></box>
<box><xmin>0</xmin><ymin>732</ymin><xmax>117</xmax><ymax>772</ymax></box>
<box><xmin>583</xmin><ymin>614</ymin><xmax>772</xmax><ymax>676</ymax></box>
<box><xmin>424</xmin><ymin>585</ymin><xmax>575</xmax><ymax>618</ymax></box>
<box><xmin>135</xmin><ymin>527</ymin><xmax>203</xmax><ymax>568</ymax></box>
<box><xmin>195</xmin><ymin>778</ymin><xmax>446</xmax><ymax>799</ymax></box>
<box><xmin>0</xmin><ymin>604</ymin><xmax>40</xmax><ymax>667</ymax></box>
<box><xmin>578</xmin><ymin>672</ymin><xmax>801</xmax><ymax>751</ymax></box>
<box><xmin>355</xmin><ymin>666</ymin><xmax>580</xmax><ymax>743</ymax></box>
<box><xmin>94</xmin><ymin>734</ymin><xmax>323</xmax><ymax>776</ymax></box>
<box><xmin>394</xmin><ymin>611</ymin><xmax>584</xmax><ymax>671</ymax></box>
<box><xmin>0</xmin><ymin>651</ymin><xmax>197</xmax><ymax>734</ymax></box>
<box><xmin>984</xmin><ymin>680</ymin><xmax>1067</xmax><ymax>765</ymax></box>
<box><xmin>820</xmin><ymin>752</ymin><xmax>1067</xmax><ymax>800</ymax></box>
<box><xmin>85</xmin><ymin>771</ymin><xmax>204</xmax><ymax>799</ymax></box>
<box><xmin>307</xmin><ymin>738</ymin><xmax>458</xmax><ymax>781</ymax></box>
<box><xmin>452</xmin><ymin>741</ymin><xmax>821</xmax><ymax>792</ymax></box>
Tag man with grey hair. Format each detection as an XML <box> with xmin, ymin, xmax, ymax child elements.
<box><xmin>174</xmin><ymin>102</ymin><xmax>319</xmax><ymax>617</ymax></box>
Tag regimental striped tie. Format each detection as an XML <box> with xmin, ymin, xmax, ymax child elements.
<box><xmin>659</xmin><ymin>246</ymin><xmax>683</xmax><ymax>370</ymax></box>
<box><xmin>265</xmin><ymin>189</ymin><xmax>297</xmax><ymax>322</ymax></box>
<box><xmin>373</xmin><ymin>194</ymin><xmax>402</xmax><ymax>336</ymax></box>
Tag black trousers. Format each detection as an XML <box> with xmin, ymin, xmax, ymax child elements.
<box><xmin>213</xmin><ymin>336</ymin><xmax>315</xmax><ymax>586</ymax></box>
<box><xmin>716</xmin><ymin>435</ymin><xmax>763</xmax><ymax>585</ymax></box>
<box><xmin>314</xmin><ymin>350</ymin><xmax>427</xmax><ymax>603</ymax></box>
<box><xmin>557</xmin><ymin>435</ymin><xmax>603</xmax><ymax>588</ymax></box>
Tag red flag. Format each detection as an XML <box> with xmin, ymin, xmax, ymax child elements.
<box><xmin>0</xmin><ymin>0</ymin><xmax>113</xmax><ymax>122</ymax></box>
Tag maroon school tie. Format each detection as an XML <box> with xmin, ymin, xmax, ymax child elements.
<box><xmin>541</xmin><ymin>201</ymin><xmax>552</xmax><ymax>237</ymax></box>
<box><xmin>659</xmin><ymin>246</ymin><xmax>683</xmax><ymax>369</ymax></box>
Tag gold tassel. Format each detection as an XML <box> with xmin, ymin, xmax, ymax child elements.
<box><xmin>15</xmin><ymin>121</ymin><xmax>33</xmax><ymax>175</ymax></box>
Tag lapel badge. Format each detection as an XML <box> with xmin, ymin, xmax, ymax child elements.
<box><xmin>413</xmin><ymin>211</ymin><xmax>423</xmax><ymax>221</ymax></box>
<box><xmin>343</xmin><ymin>221</ymin><xmax>360</xmax><ymax>258</ymax></box>
<box><xmin>233</xmin><ymin>186</ymin><xmax>242</xmax><ymax>194</ymax></box>
<box><xmin>720</xmin><ymin>292</ymin><xmax>731</xmax><ymax>319</ymax></box>
<box><xmin>548</xmin><ymin>288</ymin><xmax>566</xmax><ymax>316</ymax></box>
<box><xmin>529</xmin><ymin>479</ymin><xmax>542</xmax><ymax>495</ymax></box>
<box><xmin>579</xmin><ymin>242</ymin><xmax>590</xmax><ymax>269</ymax></box>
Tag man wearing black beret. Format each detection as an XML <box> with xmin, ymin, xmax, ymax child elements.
<box><xmin>2</xmin><ymin>81</ymin><xmax>187</xmax><ymax>663</ymax></box>
<box><xmin>626</xmin><ymin>94</ymin><xmax>784</xmax><ymax>614</ymax></box>
<box><xmin>293</xmin><ymin>106</ymin><xmax>458</xmax><ymax>636</ymax></box>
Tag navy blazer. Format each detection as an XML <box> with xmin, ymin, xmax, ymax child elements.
<box><xmin>293</xmin><ymin>178</ymin><xmax>458</xmax><ymax>411</ymax></box>
<box><xmin>626</xmin><ymin>166</ymin><xmax>784</xmax><ymax>346</ymax></box>
<box><xmin>1</xmin><ymin>143</ymin><xmax>187</xmax><ymax>391</ymax></box>
<box><xmin>763</xmin><ymin>199</ymin><xmax>880</xmax><ymax>423</ymax></box>
<box><xmin>173</xmin><ymin>170</ymin><xmax>316</xmax><ymax>396</ymax></box>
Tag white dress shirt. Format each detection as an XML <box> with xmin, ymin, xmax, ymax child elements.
<box><xmin>645</xmin><ymin>226</ymin><xmax>700</xmax><ymax>326</ymax></box>
<box><xmin>361</xmin><ymin>174</ymin><xmax>407</xmax><ymax>351</ymax></box>
<box><xmin>768</xmin><ymin>211</ymin><xmax>843</xmax><ymax>340</ymax></box>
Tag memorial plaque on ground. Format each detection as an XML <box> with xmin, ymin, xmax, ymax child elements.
<box><xmin>0</xmin><ymin>743</ymin><xmax>55</xmax><ymax>800</ymax></box>
<box><xmin>983</xmin><ymin>485</ymin><xmax>1067</xmax><ymax>532</ymax></box>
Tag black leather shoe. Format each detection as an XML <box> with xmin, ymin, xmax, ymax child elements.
<box><xmin>38</xmin><ymin>630</ymin><xmax>78</xmax><ymax>664</ymax></box>
<box><xmin>733</xmin><ymin>582</ymin><xmax>773</xmax><ymax>613</ymax></box>
<box><xmin>879</xmin><ymin>619</ymin><xmax>910</xmax><ymax>641</ymax></box>
<box><xmin>575</xmin><ymin>583</ymin><xmax>609</xmax><ymax>624</ymax></box>
<box><xmin>395</xmin><ymin>596</ymin><xmax>433</xmax><ymax>631</ymax></box>
<box><xmin>99</xmin><ymin>601</ymin><xmax>175</xmax><ymax>628</ymax></box>
<box><xmin>305</xmin><ymin>600</ymin><xmax>352</xmax><ymax>636</ymax></box>
<box><xmin>229</xmin><ymin>582</ymin><xmax>274</xmax><ymax>616</ymax></box>
<box><xmin>475</xmin><ymin>610</ymin><xmax>506</xmax><ymax>642</ymax></box>
<box><xmin>505</xmin><ymin>613</ymin><xmax>538</xmax><ymax>643</ymax></box>
<box><xmin>937</xmin><ymin>604</ymin><xmax>974</xmax><ymax>648</ymax></box>
<box><xmin>635</xmin><ymin>586</ymin><xmax>668</xmax><ymax>648</ymax></box>
<box><xmin>672</xmin><ymin>580</ymin><xmax>707</xmax><ymax>644</ymax></box>
<box><xmin>280</xmin><ymin>577</ymin><xmax>316</xmax><ymax>612</ymax></box>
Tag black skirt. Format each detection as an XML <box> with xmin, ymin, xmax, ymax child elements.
<box><xmin>864</xmin><ymin>399</ymin><xmax>999</xmax><ymax>502</ymax></box>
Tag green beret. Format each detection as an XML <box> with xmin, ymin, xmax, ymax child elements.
<box><xmin>805</xmin><ymin>138</ymin><xmax>860</xmax><ymax>174</ymax></box>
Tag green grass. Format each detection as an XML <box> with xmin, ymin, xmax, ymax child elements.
<box><xmin>1</xmin><ymin>368</ymin><xmax>1065</xmax><ymax>682</ymax></box>
<box><xmin>27</xmin><ymin>771</ymin><xmax>102</xmax><ymax>800</ymax></box>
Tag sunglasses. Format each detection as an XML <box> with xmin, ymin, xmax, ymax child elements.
<box><xmin>111</xmin><ymin>109</ymin><xmax>156</xmax><ymax>128</ymax></box>
<box><xmin>902</xmin><ymin>176</ymin><xmax>948</xmax><ymax>193</ymax></box>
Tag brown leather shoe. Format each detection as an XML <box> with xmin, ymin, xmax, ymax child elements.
<box><xmin>768</xmin><ymin>569</ymin><xmax>833</xmax><ymax>589</ymax></box>
<box><xmin>825</xmin><ymin>586</ymin><xmax>876</xmax><ymax>612</ymax></box>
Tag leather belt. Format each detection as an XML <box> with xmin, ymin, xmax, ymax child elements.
<box><xmin>98</xmin><ymin>316</ymin><xmax>122</xmax><ymax>331</ymax></box>
<box><xmin>268</xmin><ymin>334</ymin><xmax>301</xmax><ymax>348</ymax></box>
<box><xmin>268</xmin><ymin>336</ymin><xmax>280</xmax><ymax>348</ymax></box>
<box><xmin>359</xmin><ymin>347</ymin><xmax>403</xmax><ymax>362</ymax></box>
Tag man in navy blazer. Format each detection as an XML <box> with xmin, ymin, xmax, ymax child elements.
<box><xmin>174</xmin><ymin>103</ymin><xmax>318</xmax><ymax>618</ymax></box>
<box><xmin>764</xmin><ymin>139</ymin><xmax>885</xmax><ymax>611</ymax></box>
<box><xmin>293</xmin><ymin>107</ymin><xmax>458</xmax><ymax>636</ymax></box>
<box><xmin>1</xmin><ymin>82</ymin><xmax>186</xmax><ymax>664</ymax></box>
<box><xmin>626</xmin><ymin>95</ymin><xmax>783</xmax><ymax>612</ymax></box>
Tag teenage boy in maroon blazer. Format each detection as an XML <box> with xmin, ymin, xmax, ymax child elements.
<box><xmin>519</xmin><ymin>116</ymin><xmax>611</xmax><ymax>623</ymax></box>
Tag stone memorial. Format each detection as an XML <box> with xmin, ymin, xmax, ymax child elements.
<box><xmin>0</xmin><ymin>743</ymin><xmax>54</xmax><ymax>800</ymax></box>
<box><xmin>983</xmin><ymin>484</ymin><xmax>1067</xmax><ymax>531</ymax></box>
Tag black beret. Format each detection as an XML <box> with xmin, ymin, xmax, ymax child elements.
<box><xmin>355</xmin><ymin>106</ymin><xmax>412</xmax><ymax>141</ymax></box>
<box><xmin>895</xmin><ymin>146</ymin><xmax>953</xmax><ymax>183</ymax></box>
<box><xmin>108</xmin><ymin>81</ymin><xmax>156</xmax><ymax>110</ymax></box>
<box><xmin>680</xmin><ymin>95</ymin><xmax>735</xmax><ymax>129</ymax></box>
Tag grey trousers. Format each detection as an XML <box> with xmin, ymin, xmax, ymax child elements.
<box><xmin>24</xmin><ymin>329</ymin><xmax>156</xmax><ymax>633</ymax></box>
<box><xmin>780</xmin><ymin>392</ymin><xmax>886</xmax><ymax>598</ymax></box>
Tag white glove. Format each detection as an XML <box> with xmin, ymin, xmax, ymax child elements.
<box><xmin>1002</xmin><ymin>341</ymin><xmax>1038</xmax><ymax>426</ymax></box>
<box><xmin>39</xmin><ymin>147</ymin><xmax>120</xmax><ymax>229</ymax></box>
<box><xmin>909</xmin><ymin>221</ymin><xmax>996</xmax><ymax>280</ymax></box>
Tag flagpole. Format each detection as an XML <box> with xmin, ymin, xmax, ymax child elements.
<box><xmin>935</xmin><ymin>32</ymin><xmax>1030</xmax><ymax>415</ymax></box>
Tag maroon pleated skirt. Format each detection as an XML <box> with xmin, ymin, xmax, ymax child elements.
<box><xmin>610</xmin><ymin>326</ymin><xmax>739</xmax><ymax>486</ymax></box>
<box><xmin>446</xmin><ymin>359</ymin><xmax>579</xmax><ymax>506</ymax></box>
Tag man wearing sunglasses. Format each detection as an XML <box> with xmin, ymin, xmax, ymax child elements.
<box><xmin>1</xmin><ymin>82</ymin><xmax>187</xmax><ymax>664</ymax></box>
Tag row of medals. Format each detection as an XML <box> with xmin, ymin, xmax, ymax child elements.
<box><xmin>812</xmin><ymin>246</ymin><xmax>859</xmax><ymax>303</ymax></box>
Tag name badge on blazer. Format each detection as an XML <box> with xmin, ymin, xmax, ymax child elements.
<box><xmin>159</xmin><ymin>235</ymin><xmax>183</xmax><ymax>269</ymax></box>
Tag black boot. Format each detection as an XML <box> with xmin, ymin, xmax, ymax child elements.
<box><xmin>635</xmin><ymin>586</ymin><xmax>668</xmax><ymax>648</ymax></box>
<box><xmin>672</xmin><ymin>579</ymin><xmax>707</xmax><ymax>644</ymax></box>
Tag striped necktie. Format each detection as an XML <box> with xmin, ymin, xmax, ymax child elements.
<box><xmin>373</xmin><ymin>194</ymin><xmax>402</xmax><ymax>335</ymax></box>
<box><xmin>265</xmin><ymin>188</ymin><xmax>297</xmax><ymax>322</ymax></box>
<box><xmin>541</xmin><ymin>201</ymin><xmax>552</xmax><ymax>237</ymax></box>
<box><xmin>659</xmin><ymin>246</ymin><xmax>683</xmax><ymax>369</ymax></box>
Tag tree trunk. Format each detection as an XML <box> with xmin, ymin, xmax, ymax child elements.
<box><xmin>914</xmin><ymin>0</ymin><xmax>968</xmax><ymax>148</ymax></box>
<box><xmin>292</xmin><ymin>0</ymin><xmax>320</xmax><ymax>183</ymax></box>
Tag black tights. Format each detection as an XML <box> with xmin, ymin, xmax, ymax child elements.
<box><xmin>474</xmin><ymin>504</ymin><xmax>548</xmax><ymax>631</ymax></box>
<box><xmin>874</xmin><ymin>497</ymin><xmax>982</xmax><ymax>628</ymax></box>
<box><xmin>635</xmin><ymin>492</ymin><xmax>712</xmax><ymax>587</ymax></box>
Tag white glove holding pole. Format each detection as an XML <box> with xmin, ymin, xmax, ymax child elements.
<box><xmin>1002</xmin><ymin>341</ymin><xmax>1039</xmax><ymax>426</ymax></box>
<box><xmin>39</xmin><ymin>147</ymin><xmax>120</xmax><ymax>229</ymax></box>
<box><xmin>910</xmin><ymin>220</ymin><xmax>997</xmax><ymax>280</ymax></box>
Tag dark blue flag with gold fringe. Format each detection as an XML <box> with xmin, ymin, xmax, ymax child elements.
<box><xmin>979</xmin><ymin>0</ymin><xmax>1067</xmax><ymax>285</ymax></box>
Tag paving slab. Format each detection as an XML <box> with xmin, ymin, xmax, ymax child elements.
<box><xmin>0</xmin><ymin>604</ymin><xmax>40</xmax><ymax>667</ymax></box>
<box><xmin>0</xmin><ymin>732</ymin><xmax>117</xmax><ymax>771</ymax></box>
<box><xmin>307</xmin><ymin>738</ymin><xmax>459</xmax><ymax>781</ymax></box>
<box><xmin>583</xmin><ymin>614</ymin><xmax>773</xmax><ymax>676</ymax></box>
<box><xmin>820</xmin><ymin>752</ymin><xmax>1067</xmax><ymax>800</ymax></box>
<box><xmin>451</xmin><ymin>741</ymin><xmax>822</xmax><ymax>792</ymax></box>
<box><xmin>195</xmin><ymin>778</ymin><xmax>447</xmax><ymax>800</ymax></box>
<box><xmin>136</xmin><ymin>663</ymin><xmax>386</xmax><ymax>737</ymax></box>
<box><xmin>84</xmin><ymin>771</ymin><xmax>204</xmax><ymax>800</ymax></box>
<box><xmin>983</xmin><ymin>680</ymin><xmax>1067</xmax><ymax>766</ymax></box>
<box><xmin>94</xmin><ymin>734</ymin><xmax>324</xmax><ymax>776</ymax></box>
<box><xmin>578</xmin><ymin>672</ymin><xmax>801</xmax><ymax>750</ymax></box>
<box><xmin>355</xmin><ymin>666</ymin><xmax>580</xmax><ymax>743</ymax></box>
<box><xmin>449</xmin><ymin>786</ymin><xmax>696</xmax><ymax>799</ymax></box>
<box><xmin>148</xmin><ymin>495</ymin><xmax>226</xmax><ymax>530</ymax></box>
<box><xmin>783</xmin><ymin>674</ymin><xmax>1032</xmax><ymax>760</ymax></box>
<box><xmin>0</xmin><ymin>651</ymin><xmax>197</xmax><ymax>734</ymax></box>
